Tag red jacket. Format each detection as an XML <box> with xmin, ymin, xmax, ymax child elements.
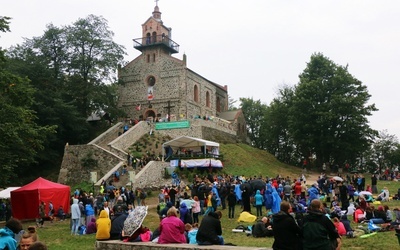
<box><xmin>158</xmin><ymin>215</ymin><xmax>186</xmax><ymax>244</ymax></box>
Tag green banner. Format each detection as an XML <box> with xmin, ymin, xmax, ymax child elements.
<box><xmin>155</xmin><ymin>120</ymin><xmax>190</xmax><ymax>130</ymax></box>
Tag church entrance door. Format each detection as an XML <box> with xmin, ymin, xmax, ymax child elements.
<box><xmin>144</xmin><ymin>109</ymin><xmax>156</xmax><ymax>122</ymax></box>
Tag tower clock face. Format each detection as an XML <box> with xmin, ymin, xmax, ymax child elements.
<box><xmin>147</xmin><ymin>76</ymin><xmax>156</xmax><ymax>86</ymax></box>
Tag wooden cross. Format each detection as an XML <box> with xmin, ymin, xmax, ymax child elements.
<box><xmin>164</xmin><ymin>100</ymin><xmax>175</xmax><ymax>122</ymax></box>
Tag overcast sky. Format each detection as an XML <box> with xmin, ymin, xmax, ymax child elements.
<box><xmin>2</xmin><ymin>0</ymin><xmax>400</xmax><ymax>139</ymax></box>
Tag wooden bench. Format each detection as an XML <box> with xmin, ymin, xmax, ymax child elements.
<box><xmin>95</xmin><ymin>240</ymin><xmax>272</xmax><ymax>250</ymax></box>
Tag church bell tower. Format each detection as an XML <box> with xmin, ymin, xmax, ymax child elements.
<box><xmin>133</xmin><ymin>3</ymin><xmax>179</xmax><ymax>55</ymax></box>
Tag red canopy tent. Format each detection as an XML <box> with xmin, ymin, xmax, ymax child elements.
<box><xmin>10</xmin><ymin>177</ymin><xmax>70</xmax><ymax>220</ymax></box>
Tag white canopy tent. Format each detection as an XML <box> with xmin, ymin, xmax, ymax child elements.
<box><xmin>162</xmin><ymin>136</ymin><xmax>220</xmax><ymax>160</ymax></box>
<box><xmin>0</xmin><ymin>187</ymin><xmax>20</xmax><ymax>199</ymax></box>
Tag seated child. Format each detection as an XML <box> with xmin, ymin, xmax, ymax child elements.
<box><xmin>186</xmin><ymin>223</ymin><xmax>199</xmax><ymax>244</ymax></box>
<box><xmin>332</xmin><ymin>217</ymin><xmax>346</xmax><ymax>236</ymax></box>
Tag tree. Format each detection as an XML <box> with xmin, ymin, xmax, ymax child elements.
<box><xmin>5</xmin><ymin>15</ymin><xmax>126</xmax><ymax>180</ymax></box>
<box><xmin>239</xmin><ymin>98</ymin><xmax>268</xmax><ymax>149</ymax></box>
<box><xmin>64</xmin><ymin>15</ymin><xmax>126</xmax><ymax>117</ymax></box>
<box><xmin>371</xmin><ymin>130</ymin><xmax>399</xmax><ymax>173</ymax></box>
<box><xmin>289</xmin><ymin>53</ymin><xmax>377</xmax><ymax>168</ymax></box>
<box><xmin>264</xmin><ymin>85</ymin><xmax>300</xmax><ymax>165</ymax></box>
<box><xmin>228</xmin><ymin>95</ymin><xmax>238</xmax><ymax>111</ymax></box>
<box><xmin>0</xmin><ymin>17</ymin><xmax>56</xmax><ymax>186</ymax></box>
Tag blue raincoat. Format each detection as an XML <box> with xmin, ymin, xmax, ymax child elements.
<box><xmin>264</xmin><ymin>183</ymin><xmax>273</xmax><ymax>209</ymax></box>
<box><xmin>271</xmin><ymin>187</ymin><xmax>282</xmax><ymax>214</ymax></box>
<box><xmin>212</xmin><ymin>184</ymin><xmax>221</xmax><ymax>206</ymax></box>
<box><xmin>234</xmin><ymin>184</ymin><xmax>242</xmax><ymax>201</ymax></box>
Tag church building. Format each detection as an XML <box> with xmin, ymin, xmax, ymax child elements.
<box><xmin>117</xmin><ymin>3</ymin><xmax>246</xmax><ymax>141</ymax></box>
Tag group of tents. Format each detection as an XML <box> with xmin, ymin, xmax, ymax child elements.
<box><xmin>1</xmin><ymin>177</ymin><xmax>70</xmax><ymax>220</ymax></box>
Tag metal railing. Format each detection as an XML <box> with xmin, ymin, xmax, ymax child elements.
<box><xmin>133</xmin><ymin>35</ymin><xmax>179</xmax><ymax>53</ymax></box>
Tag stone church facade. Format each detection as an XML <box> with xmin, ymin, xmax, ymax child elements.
<box><xmin>118</xmin><ymin>4</ymin><xmax>232</xmax><ymax>125</ymax></box>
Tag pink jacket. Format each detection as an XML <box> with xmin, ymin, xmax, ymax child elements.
<box><xmin>158</xmin><ymin>215</ymin><xmax>186</xmax><ymax>244</ymax></box>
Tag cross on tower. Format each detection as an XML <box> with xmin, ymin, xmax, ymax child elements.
<box><xmin>164</xmin><ymin>100</ymin><xmax>175</xmax><ymax>122</ymax></box>
<box><xmin>155</xmin><ymin>0</ymin><xmax>159</xmax><ymax>6</ymax></box>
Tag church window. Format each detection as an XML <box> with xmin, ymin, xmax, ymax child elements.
<box><xmin>206</xmin><ymin>91</ymin><xmax>210</xmax><ymax>108</ymax></box>
<box><xmin>216</xmin><ymin>96</ymin><xmax>221</xmax><ymax>112</ymax></box>
<box><xmin>146</xmin><ymin>33</ymin><xmax>151</xmax><ymax>45</ymax></box>
<box><xmin>152</xmin><ymin>32</ymin><xmax>157</xmax><ymax>43</ymax></box>
<box><xmin>147</xmin><ymin>54</ymin><xmax>150</xmax><ymax>63</ymax></box>
<box><xmin>194</xmin><ymin>85</ymin><xmax>199</xmax><ymax>102</ymax></box>
<box><xmin>147</xmin><ymin>76</ymin><xmax>156</xmax><ymax>86</ymax></box>
<box><xmin>153</xmin><ymin>53</ymin><xmax>156</xmax><ymax>62</ymax></box>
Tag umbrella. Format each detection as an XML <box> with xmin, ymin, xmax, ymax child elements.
<box><xmin>332</xmin><ymin>176</ymin><xmax>343</xmax><ymax>182</ymax></box>
<box><xmin>123</xmin><ymin>206</ymin><xmax>148</xmax><ymax>237</ymax></box>
<box><xmin>249</xmin><ymin>179</ymin><xmax>266</xmax><ymax>191</ymax></box>
<box><xmin>240</xmin><ymin>182</ymin><xmax>253</xmax><ymax>194</ymax></box>
<box><xmin>358</xmin><ymin>191</ymin><xmax>372</xmax><ymax>196</ymax></box>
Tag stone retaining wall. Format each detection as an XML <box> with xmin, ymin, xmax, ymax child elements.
<box><xmin>95</xmin><ymin>241</ymin><xmax>271</xmax><ymax>250</ymax></box>
<box><xmin>58</xmin><ymin>144</ymin><xmax>123</xmax><ymax>184</ymax></box>
<box><xmin>131</xmin><ymin>161</ymin><xmax>169</xmax><ymax>190</ymax></box>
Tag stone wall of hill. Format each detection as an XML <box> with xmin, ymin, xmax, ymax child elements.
<box><xmin>58</xmin><ymin>144</ymin><xmax>123</xmax><ymax>185</ymax></box>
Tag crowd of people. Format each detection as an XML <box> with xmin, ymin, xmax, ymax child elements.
<box><xmin>2</xmin><ymin>170</ymin><xmax>400</xmax><ymax>249</ymax></box>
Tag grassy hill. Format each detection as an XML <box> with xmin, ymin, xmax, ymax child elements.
<box><xmin>220</xmin><ymin>143</ymin><xmax>303</xmax><ymax>178</ymax></box>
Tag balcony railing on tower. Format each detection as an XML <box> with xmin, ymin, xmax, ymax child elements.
<box><xmin>133</xmin><ymin>35</ymin><xmax>179</xmax><ymax>54</ymax></box>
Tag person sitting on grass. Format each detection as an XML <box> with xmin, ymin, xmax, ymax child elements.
<box><xmin>332</xmin><ymin>217</ymin><xmax>346</xmax><ymax>236</ymax></box>
<box><xmin>196</xmin><ymin>211</ymin><xmax>224</xmax><ymax>245</ymax></box>
<box><xmin>252</xmin><ymin>217</ymin><xmax>273</xmax><ymax>238</ymax></box>
<box><xmin>96</xmin><ymin>210</ymin><xmax>111</xmax><ymax>240</ymax></box>
<box><xmin>56</xmin><ymin>206</ymin><xmax>66</xmax><ymax>221</ymax></box>
<box><xmin>158</xmin><ymin>207</ymin><xmax>186</xmax><ymax>244</ymax></box>
<box><xmin>86</xmin><ymin>217</ymin><xmax>97</xmax><ymax>234</ymax></box>
<box><xmin>187</xmin><ymin>223</ymin><xmax>199</xmax><ymax>244</ymax></box>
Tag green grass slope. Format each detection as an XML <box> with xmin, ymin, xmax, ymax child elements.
<box><xmin>220</xmin><ymin>143</ymin><xmax>303</xmax><ymax>178</ymax></box>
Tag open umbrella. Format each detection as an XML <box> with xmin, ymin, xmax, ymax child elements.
<box><xmin>240</xmin><ymin>182</ymin><xmax>252</xmax><ymax>194</ymax></box>
<box><xmin>249</xmin><ymin>179</ymin><xmax>266</xmax><ymax>191</ymax></box>
<box><xmin>332</xmin><ymin>176</ymin><xmax>343</xmax><ymax>182</ymax></box>
<box><xmin>123</xmin><ymin>206</ymin><xmax>148</xmax><ymax>237</ymax></box>
<box><xmin>358</xmin><ymin>191</ymin><xmax>372</xmax><ymax>196</ymax></box>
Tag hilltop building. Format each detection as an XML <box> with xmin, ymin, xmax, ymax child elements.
<box><xmin>117</xmin><ymin>4</ymin><xmax>246</xmax><ymax>141</ymax></box>
<box><xmin>58</xmin><ymin>3</ymin><xmax>246</xmax><ymax>187</ymax></box>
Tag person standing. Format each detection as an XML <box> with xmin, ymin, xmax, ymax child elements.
<box><xmin>70</xmin><ymin>198</ymin><xmax>81</xmax><ymax>235</ymax></box>
<box><xmin>48</xmin><ymin>201</ymin><xmax>54</xmax><ymax>219</ymax></box>
<box><xmin>272</xmin><ymin>201</ymin><xmax>302</xmax><ymax>250</ymax></box>
<box><xmin>371</xmin><ymin>174</ymin><xmax>378</xmax><ymax>194</ymax></box>
<box><xmin>254</xmin><ymin>190</ymin><xmax>264</xmax><ymax>217</ymax></box>
<box><xmin>37</xmin><ymin>201</ymin><xmax>46</xmax><ymax>228</ymax></box>
<box><xmin>302</xmin><ymin>199</ymin><xmax>341</xmax><ymax>250</ymax></box>
<box><xmin>227</xmin><ymin>189</ymin><xmax>236</xmax><ymax>219</ymax></box>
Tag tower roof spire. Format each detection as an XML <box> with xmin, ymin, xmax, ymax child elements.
<box><xmin>152</xmin><ymin>0</ymin><xmax>162</xmax><ymax>20</ymax></box>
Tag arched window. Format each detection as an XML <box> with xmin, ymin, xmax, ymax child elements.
<box><xmin>152</xmin><ymin>32</ymin><xmax>157</xmax><ymax>43</ymax></box>
<box><xmin>194</xmin><ymin>85</ymin><xmax>199</xmax><ymax>102</ymax></box>
<box><xmin>216</xmin><ymin>96</ymin><xmax>221</xmax><ymax>112</ymax></box>
<box><xmin>147</xmin><ymin>54</ymin><xmax>150</xmax><ymax>63</ymax></box>
<box><xmin>206</xmin><ymin>91</ymin><xmax>210</xmax><ymax>108</ymax></box>
<box><xmin>146</xmin><ymin>33</ymin><xmax>151</xmax><ymax>44</ymax></box>
<box><xmin>153</xmin><ymin>53</ymin><xmax>156</xmax><ymax>62</ymax></box>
